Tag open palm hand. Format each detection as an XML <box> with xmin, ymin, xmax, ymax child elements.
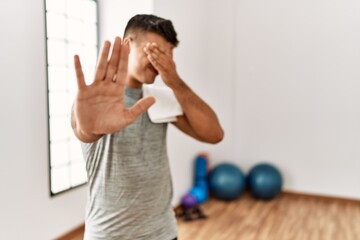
<box><xmin>73</xmin><ymin>37</ymin><xmax>155</xmax><ymax>139</ymax></box>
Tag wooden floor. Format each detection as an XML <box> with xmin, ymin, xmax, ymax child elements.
<box><xmin>177</xmin><ymin>192</ymin><xmax>360</xmax><ymax>240</ymax></box>
<box><xmin>58</xmin><ymin>192</ymin><xmax>360</xmax><ymax>240</ymax></box>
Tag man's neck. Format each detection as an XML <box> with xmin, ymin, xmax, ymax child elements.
<box><xmin>126</xmin><ymin>76</ymin><xmax>143</xmax><ymax>89</ymax></box>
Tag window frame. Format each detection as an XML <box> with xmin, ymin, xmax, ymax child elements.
<box><xmin>44</xmin><ymin>0</ymin><xmax>100</xmax><ymax>197</ymax></box>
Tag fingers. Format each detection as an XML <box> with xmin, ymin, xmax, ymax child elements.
<box><xmin>126</xmin><ymin>96</ymin><xmax>156</xmax><ymax>123</ymax></box>
<box><xmin>149</xmin><ymin>42</ymin><xmax>167</xmax><ymax>55</ymax></box>
<box><xmin>94</xmin><ymin>41</ymin><xmax>111</xmax><ymax>82</ymax></box>
<box><xmin>74</xmin><ymin>55</ymin><xmax>86</xmax><ymax>89</ymax></box>
<box><xmin>144</xmin><ymin>43</ymin><xmax>168</xmax><ymax>71</ymax></box>
<box><xmin>147</xmin><ymin>54</ymin><xmax>164</xmax><ymax>72</ymax></box>
<box><xmin>146</xmin><ymin>50</ymin><xmax>167</xmax><ymax>72</ymax></box>
<box><xmin>116</xmin><ymin>42</ymin><xmax>129</xmax><ymax>86</ymax></box>
<box><xmin>144</xmin><ymin>42</ymin><xmax>166</xmax><ymax>59</ymax></box>
<box><xmin>104</xmin><ymin>37</ymin><xmax>122</xmax><ymax>82</ymax></box>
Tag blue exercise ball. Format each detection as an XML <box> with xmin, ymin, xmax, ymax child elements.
<box><xmin>247</xmin><ymin>163</ymin><xmax>283</xmax><ymax>200</ymax></box>
<box><xmin>209</xmin><ymin>163</ymin><xmax>245</xmax><ymax>201</ymax></box>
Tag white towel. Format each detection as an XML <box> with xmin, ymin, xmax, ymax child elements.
<box><xmin>143</xmin><ymin>84</ymin><xmax>183</xmax><ymax>123</ymax></box>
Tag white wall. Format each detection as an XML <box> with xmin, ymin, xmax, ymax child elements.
<box><xmin>98</xmin><ymin>0</ymin><xmax>153</xmax><ymax>41</ymax></box>
<box><xmin>235</xmin><ymin>0</ymin><xmax>360</xmax><ymax>199</ymax></box>
<box><xmin>0</xmin><ymin>1</ymin><xmax>87</xmax><ymax>239</ymax></box>
<box><xmin>155</xmin><ymin>0</ymin><xmax>360</xmax><ymax>200</ymax></box>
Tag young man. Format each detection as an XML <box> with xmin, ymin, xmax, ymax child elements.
<box><xmin>72</xmin><ymin>14</ymin><xmax>224</xmax><ymax>240</ymax></box>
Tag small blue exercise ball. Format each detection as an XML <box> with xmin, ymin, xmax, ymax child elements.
<box><xmin>209</xmin><ymin>163</ymin><xmax>245</xmax><ymax>201</ymax></box>
<box><xmin>247</xmin><ymin>163</ymin><xmax>283</xmax><ymax>200</ymax></box>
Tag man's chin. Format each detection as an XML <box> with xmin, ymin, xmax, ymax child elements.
<box><xmin>143</xmin><ymin>77</ymin><xmax>156</xmax><ymax>85</ymax></box>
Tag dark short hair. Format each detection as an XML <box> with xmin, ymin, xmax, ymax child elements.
<box><xmin>124</xmin><ymin>14</ymin><xmax>179</xmax><ymax>47</ymax></box>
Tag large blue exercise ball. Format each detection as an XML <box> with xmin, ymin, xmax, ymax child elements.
<box><xmin>247</xmin><ymin>163</ymin><xmax>283</xmax><ymax>200</ymax></box>
<box><xmin>209</xmin><ymin>163</ymin><xmax>245</xmax><ymax>201</ymax></box>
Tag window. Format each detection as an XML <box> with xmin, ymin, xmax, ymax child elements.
<box><xmin>45</xmin><ymin>0</ymin><xmax>99</xmax><ymax>195</ymax></box>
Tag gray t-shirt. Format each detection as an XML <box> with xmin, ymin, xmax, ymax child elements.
<box><xmin>81</xmin><ymin>87</ymin><xmax>177</xmax><ymax>240</ymax></box>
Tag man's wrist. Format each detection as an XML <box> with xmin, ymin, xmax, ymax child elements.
<box><xmin>75</xmin><ymin>127</ymin><xmax>103</xmax><ymax>143</ymax></box>
<box><xmin>166</xmin><ymin>75</ymin><xmax>187</xmax><ymax>91</ymax></box>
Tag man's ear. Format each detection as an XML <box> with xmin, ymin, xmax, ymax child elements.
<box><xmin>123</xmin><ymin>37</ymin><xmax>132</xmax><ymax>49</ymax></box>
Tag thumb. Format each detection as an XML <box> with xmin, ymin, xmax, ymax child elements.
<box><xmin>126</xmin><ymin>96</ymin><xmax>156</xmax><ymax>123</ymax></box>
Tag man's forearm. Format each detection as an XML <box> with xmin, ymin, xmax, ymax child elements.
<box><xmin>169</xmin><ymin>78</ymin><xmax>224</xmax><ymax>142</ymax></box>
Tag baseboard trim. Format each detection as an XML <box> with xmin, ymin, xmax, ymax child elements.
<box><xmin>56</xmin><ymin>224</ymin><xmax>84</xmax><ymax>240</ymax></box>
<box><xmin>282</xmin><ymin>190</ymin><xmax>360</xmax><ymax>204</ymax></box>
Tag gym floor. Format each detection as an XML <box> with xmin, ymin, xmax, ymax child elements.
<box><xmin>59</xmin><ymin>192</ymin><xmax>360</xmax><ymax>240</ymax></box>
<box><xmin>177</xmin><ymin>192</ymin><xmax>360</xmax><ymax>240</ymax></box>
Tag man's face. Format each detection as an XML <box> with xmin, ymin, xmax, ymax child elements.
<box><xmin>126</xmin><ymin>32</ymin><xmax>174</xmax><ymax>87</ymax></box>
